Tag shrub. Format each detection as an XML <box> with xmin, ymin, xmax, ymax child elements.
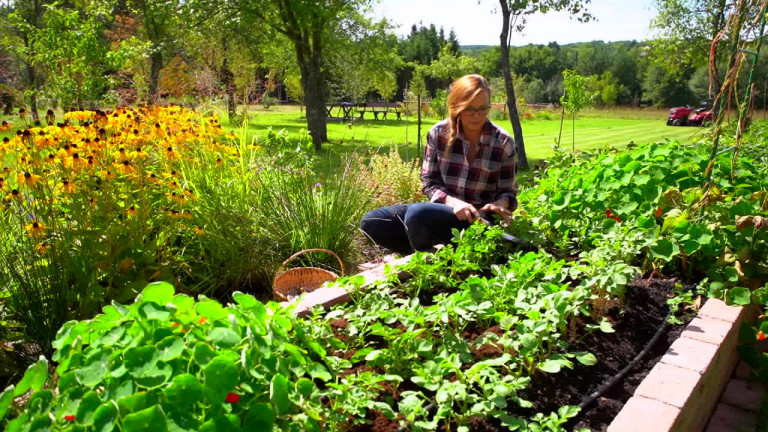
<box><xmin>364</xmin><ymin>147</ymin><xmax>422</xmax><ymax>208</ymax></box>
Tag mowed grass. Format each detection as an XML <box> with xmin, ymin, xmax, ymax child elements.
<box><xmin>237</xmin><ymin>104</ymin><xmax>707</xmax><ymax>169</ymax></box>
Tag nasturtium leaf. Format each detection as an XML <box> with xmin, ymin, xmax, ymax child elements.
<box><xmin>77</xmin><ymin>349</ymin><xmax>110</xmax><ymax>387</ymax></box>
<box><xmin>273</xmin><ymin>316</ymin><xmax>293</xmax><ymax>331</ymax></box>
<box><xmin>117</xmin><ymin>391</ymin><xmax>159</xmax><ymax>416</ymax></box>
<box><xmin>164</xmin><ymin>374</ymin><xmax>203</xmax><ymax>406</ymax></box>
<box><xmin>25</xmin><ymin>390</ymin><xmax>53</xmax><ymax>416</ymax></box>
<box><xmin>270</xmin><ymin>374</ymin><xmax>292</xmax><ymax>415</ymax></box>
<box><xmin>633</xmin><ymin>173</ymin><xmax>651</xmax><ymax>186</ymax></box>
<box><xmin>683</xmin><ymin>240</ymin><xmax>702</xmax><ymax>255</ymax></box>
<box><xmin>75</xmin><ymin>391</ymin><xmax>102</xmax><ymax>426</ymax></box>
<box><xmin>171</xmin><ymin>295</ymin><xmax>195</xmax><ymax>316</ymax></box>
<box><xmin>199</xmin><ymin>415</ymin><xmax>240</xmax><ymax>432</ymax></box>
<box><xmin>93</xmin><ymin>325</ymin><xmax>125</xmax><ymax>348</ymax></box>
<box><xmin>558</xmin><ymin>405</ymin><xmax>581</xmax><ymax>419</ymax></box>
<box><xmin>139</xmin><ymin>302</ymin><xmax>171</xmax><ymax>321</ymax></box>
<box><xmin>156</xmin><ymin>337</ymin><xmax>185</xmax><ymax>362</ymax></box>
<box><xmin>123</xmin><ymin>405</ymin><xmax>168</xmax><ymax>432</ymax></box>
<box><xmin>125</xmin><ymin>346</ymin><xmax>158</xmax><ymax>377</ymax></box>
<box><xmin>724</xmin><ymin>266</ymin><xmax>740</xmax><ymax>283</ymax></box>
<box><xmin>92</xmin><ymin>402</ymin><xmax>118</xmax><ymax>432</ymax></box>
<box><xmin>27</xmin><ymin>416</ymin><xmax>52</xmax><ymax>432</ymax></box>
<box><xmin>134</xmin><ymin>362</ymin><xmax>172</xmax><ymax>388</ymax></box>
<box><xmin>208</xmin><ymin>328</ymin><xmax>240</xmax><ymax>349</ymax></box>
<box><xmin>14</xmin><ymin>357</ymin><xmax>48</xmax><ymax>397</ymax></box>
<box><xmin>649</xmin><ymin>239</ymin><xmax>680</xmax><ymax>261</ymax></box>
<box><xmin>140</xmin><ymin>282</ymin><xmax>175</xmax><ymax>306</ymax></box>
<box><xmin>195</xmin><ymin>300</ymin><xmax>228</xmax><ymax>322</ymax></box>
<box><xmin>193</xmin><ymin>343</ymin><xmax>217</xmax><ymax>366</ymax></box>
<box><xmin>204</xmin><ymin>357</ymin><xmax>239</xmax><ymax>393</ymax></box>
<box><xmin>243</xmin><ymin>403</ymin><xmax>275</xmax><ymax>431</ymax></box>
<box><xmin>730</xmin><ymin>287</ymin><xmax>752</xmax><ymax>306</ymax></box>
<box><xmin>575</xmin><ymin>352</ymin><xmax>598</xmax><ymax>366</ymax></box>
<box><xmin>233</xmin><ymin>292</ymin><xmax>257</xmax><ymax>309</ymax></box>
<box><xmin>166</xmin><ymin>410</ymin><xmax>200</xmax><ymax>432</ymax></box>
<box><xmin>0</xmin><ymin>385</ymin><xmax>15</xmax><ymax>421</ymax></box>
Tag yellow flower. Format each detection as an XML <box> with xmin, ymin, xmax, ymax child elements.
<box><xmin>183</xmin><ymin>189</ymin><xmax>197</xmax><ymax>201</ymax></box>
<box><xmin>167</xmin><ymin>192</ymin><xmax>185</xmax><ymax>204</ymax></box>
<box><xmin>17</xmin><ymin>171</ymin><xmax>42</xmax><ymax>188</ymax></box>
<box><xmin>59</xmin><ymin>179</ymin><xmax>76</xmax><ymax>194</ymax></box>
<box><xmin>116</xmin><ymin>160</ymin><xmax>134</xmax><ymax>175</ymax></box>
<box><xmin>25</xmin><ymin>221</ymin><xmax>46</xmax><ymax>238</ymax></box>
<box><xmin>0</xmin><ymin>120</ymin><xmax>11</xmax><ymax>131</ymax></box>
<box><xmin>104</xmin><ymin>170</ymin><xmax>116</xmax><ymax>181</ymax></box>
<box><xmin>45</xmin><ymin>153</ymin><xmax>60</xmax><ymax>165</ymax></box>
<box><xmin>35</xmin><ymin>242</ymin><xmax>50</xmax><ymax>256</ymax></box>
<box><xmin>4</xmin><ymin>189</ymin><xmax>21</xmax><ymax>201</ymax></box>
<box><xmin>126</xmin><ymin>205</ymin><xmax>138</xmax><ymax>217</ymax></box>
<box><xmin>193</xmin><ymin>226</ymin><xmax>205</xmax><ymax>235</ymax></box>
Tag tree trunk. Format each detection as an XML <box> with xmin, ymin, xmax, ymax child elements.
<box><xmin>296</xmin><ymin>31</ymin><xmax>327</xmax><ymax>150</ymax></box>
<box><xmin>25</xmin><ymin>62</ymin><xmax>40</xmax><ymax>124</ymax></box>
<box><xmin>499</xmin><ymin>1</ymin><xmax>528</xmax><ymax>169</ymax></box>
<box><xmin>149</xmin><ymin>49</ymin><xmax>163</xmax><ymax>102</ymax></box>
<box><xmin>220</xmin><ymin>38</ymin><xmax>236</xmax><ymax>119</ymax></box>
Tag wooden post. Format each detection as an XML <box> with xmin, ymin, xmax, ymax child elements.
<box><xmin>417</xmin><ymin>93</ymin><xmax>422</xmax><ymax>157</ymax></box>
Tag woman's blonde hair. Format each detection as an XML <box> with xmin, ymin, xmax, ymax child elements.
<box><xmin>446</xmin><ymin>74</ymin><xmax>491</xmax><ymax>149</ymax></box>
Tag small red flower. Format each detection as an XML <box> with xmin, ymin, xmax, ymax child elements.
<box><xmin>758</xmin><ymin>331</ymin><xmax>766</xmax><ymax>341</ymax></box>
<box><xmin>171</xmin><ymin>322</ymin><xmax>180</xmax><ymax>328</ymax></box>
<box><xmin>225</xmin><ymin>392</ymin><xmax>240</xmax><ymax>403</ymax></box>
<box><xmin>605</xmin><ymin>208</ymin><xmax>622</xmax><ymax>222</ymax></box>
<box><xmin>654</xmin><ymin>206</ymin><xmax>663</xmax><ymax>218</ymax></box>
<box><xmin>64</xmin><ymin>415</ymin><xmax>75</xmax><ymax>421</ymax></box>
<box><xmin>198</xmin><ymin>316</ymin><xmax>208</xmax><ymax>324</ymax></box>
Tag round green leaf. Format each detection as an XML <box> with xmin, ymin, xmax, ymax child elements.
<box><xmin>193</xmin><ymin>343</ymin><xmax>217</xmax><ymax>367</ymax></box>
<box><xmin>199</xmin><ymin>415</ymin><xmax>240</xmax><ymax>432</ymax></box>
<box><xmin>93</xmin><ymin>325</ymin><xmax>126</xmax><ymax>349</ymax></box>
<box><xmin>27</xmin><ymin>416</ymin><xmax>52</xmax><ymax>432</ymax></box>
<box><xmin>75</xmin><ymin>391</ymin><xmax>101</xmax><ymax>426</ymax></box>
<box><xmin>270</xmin><ymin>374</ymin><xmax>291</xmax><ymax>415</ymax></box>
<box><xmin>123</xmin><ymin>405</ymin><xmax>168</xmax><ymax>432</ymax></box>
<box><xmin>124</xmin><ymin>346</ymin><xmax>158</xmax><ymax>377</ymax></box>
<box><xmin>92</xmin><ymin>402</ymin><xmax>118</xmax><ymax>432</ymax></box>
<box><xmin>208</xmin><ymin>328</ymin><xmax>240</xmax><ymax>349</ymax></box>
<box><xmin>76</xmin><ymin>349</ymin><xmax>110</xmax><ymax>387</ymax></box>
<box><xmin>195</xmin><ymin>300</ymin><xmax>228</xmax><ymax>322</ymax></box>
<box><xmin>156</xmin><ymin>337</ymin><xmax>185</xmax><ymax>362</ymax></box>
<box><xmin>139</xmin><ymin>302</ymin><xmax>171</xmax><ymax>321</ymax></box>
<box><xmin>164</xmin><ymin>374</ymin><xmax>203</xmax><ymax>406</ymax></box>
<box><xmin>232</xmin><ymin>292</ymin><xmax>257</xmax><ymax>309</ymax></box>
<box><xmin>296</xmin><ymin>378</ymin><xmax>314</xmax><ymax>397</ymax></box>
<box><xmin>730</xmin><ymin>287</ymin><xmax>752</xmax><ymax>306</ymax></box>
<box><xmin>133</xmin><ymin>362</ymin><xmax>173</xmax><ymax>388</ymax></box>
<box><xmin>538</xmin><ymin>360</ymin><xmax>562</xmax><ymax>373</ymax></box>
<box><xmin>140</xmin><ymin>282</ymin><xmax>175</xmax><ymax>306</ymax></box>
<box><xmin>203</xmin><ymin>357</ymin><xmax>238</xmax><ymax>394</ymax></box>
<box><xmin>0</xmin><ymin>385</ymin><xmax>15</xmax><ymax>421</ymax></box>
<box><xmin>166</xmin><ymin>410</ymin><xmax>200</xmax><ymax>432</ymax></box>
<box><xmin>649</xmin><ymin>239</ymin><xmax>680</xmax><ymax>261</ymax></box>
<box><xmin>244</xmin><ymin>403</ymin><xmax>274</xmax><ymax>430</ymax></box>
<box><xmin>14</xmin><ymin>356</ymin><xmax>48</xmax><ymax>397</ymax></box>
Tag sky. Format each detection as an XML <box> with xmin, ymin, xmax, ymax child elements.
<box><xmin>372</xmin><ymin>0</ymin><xmax>659</xmax><ymax>46</ymax></box>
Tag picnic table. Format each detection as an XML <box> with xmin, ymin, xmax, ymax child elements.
<box><xmin>325</xmin><ymin>102</ymin><xmax>357</xmax><ymax>121</ymax></box>
<box><xmin>357</xmin><ymin>102</ymin><xmax>404</xmax><ymax>120</ymax></box>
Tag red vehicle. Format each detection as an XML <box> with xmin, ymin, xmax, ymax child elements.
<box><xmin>667</xmin><ymin>105</ymin><xmax>713</xmax><ymax>126</ymax></box>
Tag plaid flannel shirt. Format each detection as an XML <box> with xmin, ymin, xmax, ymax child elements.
<box><xmin>421</xmin><ymin>119</ymin><xmax>518</xmax><ymax>210</ymax></box>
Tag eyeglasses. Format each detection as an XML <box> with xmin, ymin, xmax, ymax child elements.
<box><xmin>462</xmin><ymin>106</ymin><xmax>491</xmax><ymax>116</ymax></box>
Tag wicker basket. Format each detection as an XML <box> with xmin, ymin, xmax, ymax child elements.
<box><xmin>273</xmin><ymin>248</ymin><xmax>345</xmax><ymax>302</ymax></box>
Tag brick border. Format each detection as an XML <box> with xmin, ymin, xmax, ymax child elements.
<box><xmin>608</xmin><ymin>299</ymin><xmax>751</xmax><ymax>432</ymax></box>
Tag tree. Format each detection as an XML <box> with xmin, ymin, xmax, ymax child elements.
<box><xmin>559</xmin><ymin>69</ymin><xmax>593</xmax><ymax>150</ymax></box>
<box><xmin>497</xmin><ymin>0</ymin><xmax>592</xmax><ymax>170</ymax></box>
<box><xmin>237</xmin><ymin>0</ymin><xmax>384</xmax><ymax>150</ymax></box>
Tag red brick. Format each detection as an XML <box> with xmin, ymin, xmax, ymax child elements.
<box><xmin>661</xmin><ymin>337</ymin><xmax>718</xmax><ymax>374</ymax></box>
<box><xmin>608</xmin><ymin>396</ymin><xmax>679</xmax><ymax>432</ymax></box>
<box><xmin>720</xmin><ymin>379</ymin><xmax>766</xmax><ymax>413</ymax></box>
<box><xmin>734</xmin><ymin>361</ymin><xmax>753</xmax><ymax>380</ymax></box>
<box><xmin>681</xmin><ymin>317</ymin><xmax>735</xmax><ymax>346</ymax></box>
<box><xmin>705</xmin><ymin>403</ymin><xmax>757</xmax><ymax>432</ymax></box>
<box><xmin>698</xmin><ymin>299</ymin><xmax>743</xmax><ymax>324</ymax></box>
<box><xmin>635</xmin><ymin>363</ymin><xmax>701</xmax><ymax>408</ymax></box>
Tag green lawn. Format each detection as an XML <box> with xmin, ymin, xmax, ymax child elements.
<box><xmin>237</xmin><ymin>104</ymin><xmax>706</xmax><ymax>168</ymax></box>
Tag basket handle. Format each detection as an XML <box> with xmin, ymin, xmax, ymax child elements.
<box><xmin>276</xmin><ymin>248</ymin><xmax>345</xmax><ymax>277</ymax></box>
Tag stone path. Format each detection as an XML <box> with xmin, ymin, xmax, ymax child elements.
<box><xmin>704</xmin><ymin>361</ymin><xmax>767</xmax><ymax>431</ymax></box>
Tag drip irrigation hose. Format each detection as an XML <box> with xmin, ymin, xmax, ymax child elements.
<box><xmin>577</xmin><ymin>308</ymin><xmax>673</xmax><ymax>410</ymax></box>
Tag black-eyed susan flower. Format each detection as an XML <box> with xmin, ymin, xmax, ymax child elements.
<box><xmin>25</xmin><ymin>220</ymin><xmax>46</xmax><ymax>238</ymax></box>
<box><xmin>18</xmin><ymin>171</ymin><xmax>41</xmax><ymax>188</ymax></box>
<box><xmin>126</xmin><ymin>205</ymin><xmax>138</xmax><ymax>217</ymax></box>
<box><xmin>167</xmin><ymin>192</ymin><xmax>185</xmax><ymax>204</ymax></box>
<box><xmin>104</xmin><ymin>170</ymin><xmax>116</xmax><ymax>181</ymax></box>
<box><xmin>35</xmin><ymin>242</ymin><xmax>51</xmax><ymax>255</ymax></box>
<box><xmin>4</xmin><ymin>189</ymin><xmax>20</xmax><ymax>201</ymax></box>
<box><xmin>59</xmin><ymin>178</ymin><xmax>76</xmax><ymax>194</ymax></box>
<box><xmin>0</xmin><ymin>120</ymin><xmax>11</xmax><ymax>131</ymax></box>
<box><xmin>193</xmin><ymin>225</ymin><xmax>205</xmax><ymax>235</ymax></box>
<box><xmin>184</xmin><ymin>189</ymin><xmax>197</xmax><ymax>201</ymax></box>
<box><xmin>117</xmin><ymin>160</ymin><xmax>134</xmax><ymax>175</ymax></box>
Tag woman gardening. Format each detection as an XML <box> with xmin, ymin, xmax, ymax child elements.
<box><xmin>361</xmin><ymin>74</ymin><xmax>518</xmax><ymax>255</ymax></box>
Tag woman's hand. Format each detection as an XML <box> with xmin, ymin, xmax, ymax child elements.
<box><xmin>480</xmin><ymin>199</ymin><xmax>512</xmax><ymax>225</ymax></box>
<box><xmin>445</xmin><ymin>196</ymin><xmax>481</xmax><ymax>223</ymax></box>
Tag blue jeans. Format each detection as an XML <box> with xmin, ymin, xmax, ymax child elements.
<box><xmin>360</xmin><ymin>203</ymin><xmax>471</xmax><ymax>255</ymax></box>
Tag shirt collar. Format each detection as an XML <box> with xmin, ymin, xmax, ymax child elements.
<box><xmin>457</xmin><ymin>119</ymin><xmax>492</xmax><ymax>146</ymax></box>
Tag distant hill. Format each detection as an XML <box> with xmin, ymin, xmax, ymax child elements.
<box><xmin>461</xmin><ymin>40</ymin><xmax>644</xmax><ymax>53</ymax></box>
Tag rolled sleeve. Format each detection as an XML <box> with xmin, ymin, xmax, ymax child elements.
<box><xmin>421</xmin><ymin>127</ymin><xmax>450</xmax><ymax>203</ymax></box>
<box><xmin>494</xmin><ymin>135</ymin><xmax>518</xmax><ymax>211</ymax></box>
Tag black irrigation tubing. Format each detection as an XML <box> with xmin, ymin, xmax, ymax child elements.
<box><xmin>577</xmin><ymin>308</ymin><xmax>673</xmax><ymax>410</ymax></box>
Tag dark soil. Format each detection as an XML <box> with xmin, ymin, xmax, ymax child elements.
<box><xmin>518</xmin><ymin>276</ymin><xmax>697</xmax><ymax>432</ymax></box>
